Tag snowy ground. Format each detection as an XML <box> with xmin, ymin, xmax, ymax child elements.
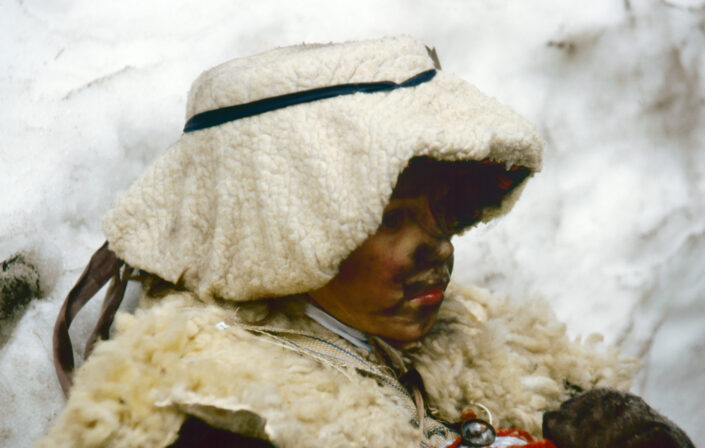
<box><xmin>2</xmin><ymin>0</ymin><xmax>704</xmax><ymax>446</ymax></box>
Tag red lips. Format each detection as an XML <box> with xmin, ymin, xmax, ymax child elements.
<box><xmin>407</xmin><ymin>286</ymin><xmax>445</xmax><ymax>307</ymax></box>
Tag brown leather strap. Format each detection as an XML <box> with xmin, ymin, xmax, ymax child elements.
<box><xmin>53</xmin><ymin>241</ymin><xmax>125</xmax><ymax>395</ymax></box>
<box><xmin>84</xmin><ymin>264</ymin><xmax>132</xmax><ymax>358</ymax></box>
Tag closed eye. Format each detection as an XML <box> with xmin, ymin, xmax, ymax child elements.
<box><xmin>381</xmin><ymin>208</ymin><xmax>405</xmax><ymax>230</ymax></box>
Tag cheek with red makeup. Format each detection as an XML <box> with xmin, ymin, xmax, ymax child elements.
<box><xmin>335</xmin><ymin>238</ymin><xmax>407</xmax><ymax>311</ymax></box>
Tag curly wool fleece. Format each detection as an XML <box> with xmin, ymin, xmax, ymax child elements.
<box><xmin>39</xmin><ymin>285</ymin><xmax>636</xmax><ymax>447</ymax></box>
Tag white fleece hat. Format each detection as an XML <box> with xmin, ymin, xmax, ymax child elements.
<box><xmin>102</xmin><ymin>35</ymin><xmax>543</xmax><ymax>303</ymax></box>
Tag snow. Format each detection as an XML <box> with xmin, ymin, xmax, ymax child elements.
<box><xmin>1</xmin><ymin>0</ymin><xmax>703</xmax><ymax>445</ymax></box>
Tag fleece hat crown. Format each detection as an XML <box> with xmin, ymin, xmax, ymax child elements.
<box><xmin>102</xmin><ymin>35</ymin><xmax>544</xmax><ymax>303</ymax></box>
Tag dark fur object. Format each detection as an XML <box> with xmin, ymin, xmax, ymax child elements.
<box><xmin>543</xmin><ymin>388</ymin><xmax>694</xmax><ymax>448</ymax></box>
<box><xmin>0</xmin><ymin>254</ymin><xmax>41</xmax><ymax>345</ymax></box>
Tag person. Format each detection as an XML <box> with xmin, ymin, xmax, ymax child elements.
<box><xmin>39</xmin><ymin>36</ymin><xmax>687</xmax><ymax>447</ymax></box>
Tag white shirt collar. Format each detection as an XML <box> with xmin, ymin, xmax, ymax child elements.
<box><xmin>303</xmin><ymin>302</ymin><xmax>371</xmax><ymax>352</ymax></box>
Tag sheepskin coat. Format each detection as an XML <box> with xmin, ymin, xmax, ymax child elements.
<box><xmin>40</xmin><ymin>284</ymin><xmax>636</xmax><ymax>447</ymax></box>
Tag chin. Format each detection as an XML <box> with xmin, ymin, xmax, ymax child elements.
<box><xmin>380</xmin><ymin>316</ymin><xmax>437</xmax><ymax>346</ymax></box>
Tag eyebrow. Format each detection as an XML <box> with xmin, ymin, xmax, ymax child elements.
<box><xmin>384</xmin><ymin>197</ymin><xmax>451</xmax><ymax>237</ymax></box>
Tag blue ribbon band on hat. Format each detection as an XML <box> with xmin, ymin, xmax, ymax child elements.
<box><xmin>183</xmin><ymin>69</ymin><xmax>437</xmax><ymax>133</ymax></box>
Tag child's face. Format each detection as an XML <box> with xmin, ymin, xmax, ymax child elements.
<box><xmin>308</xmin><ymin>158</ymin><xmax>529</xmax><ymax>345</ymax></box>
<box><xmin>308</xmin><ymin>190</ymin><xmax>454</xmax><ymax>344</ymax></box>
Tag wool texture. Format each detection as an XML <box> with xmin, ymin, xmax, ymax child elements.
<box><xmin>39</xmin><ymin>285</ymin><xmax>636</xmax><ymax>447</ymax></box>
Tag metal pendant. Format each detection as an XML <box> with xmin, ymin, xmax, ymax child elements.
<box><xmin>461</xmin><ymin>418</ymin><xmax>496</xmax><ymax>447</ymax></box>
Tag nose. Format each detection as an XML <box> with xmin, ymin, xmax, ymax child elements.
<box><xmin>414</xmin><ymin>235</ymin><xmax>454</xmax><ymax>268</ymax></box>
<box><xmin>434</xmin><ymin>238</ymin><xmax>454</xmax><ymax>263</ymax></box>
<box><xmin>411</xmin><ymin>196</ymin><xmax>454</xmax><ymax>270</ymax></box>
